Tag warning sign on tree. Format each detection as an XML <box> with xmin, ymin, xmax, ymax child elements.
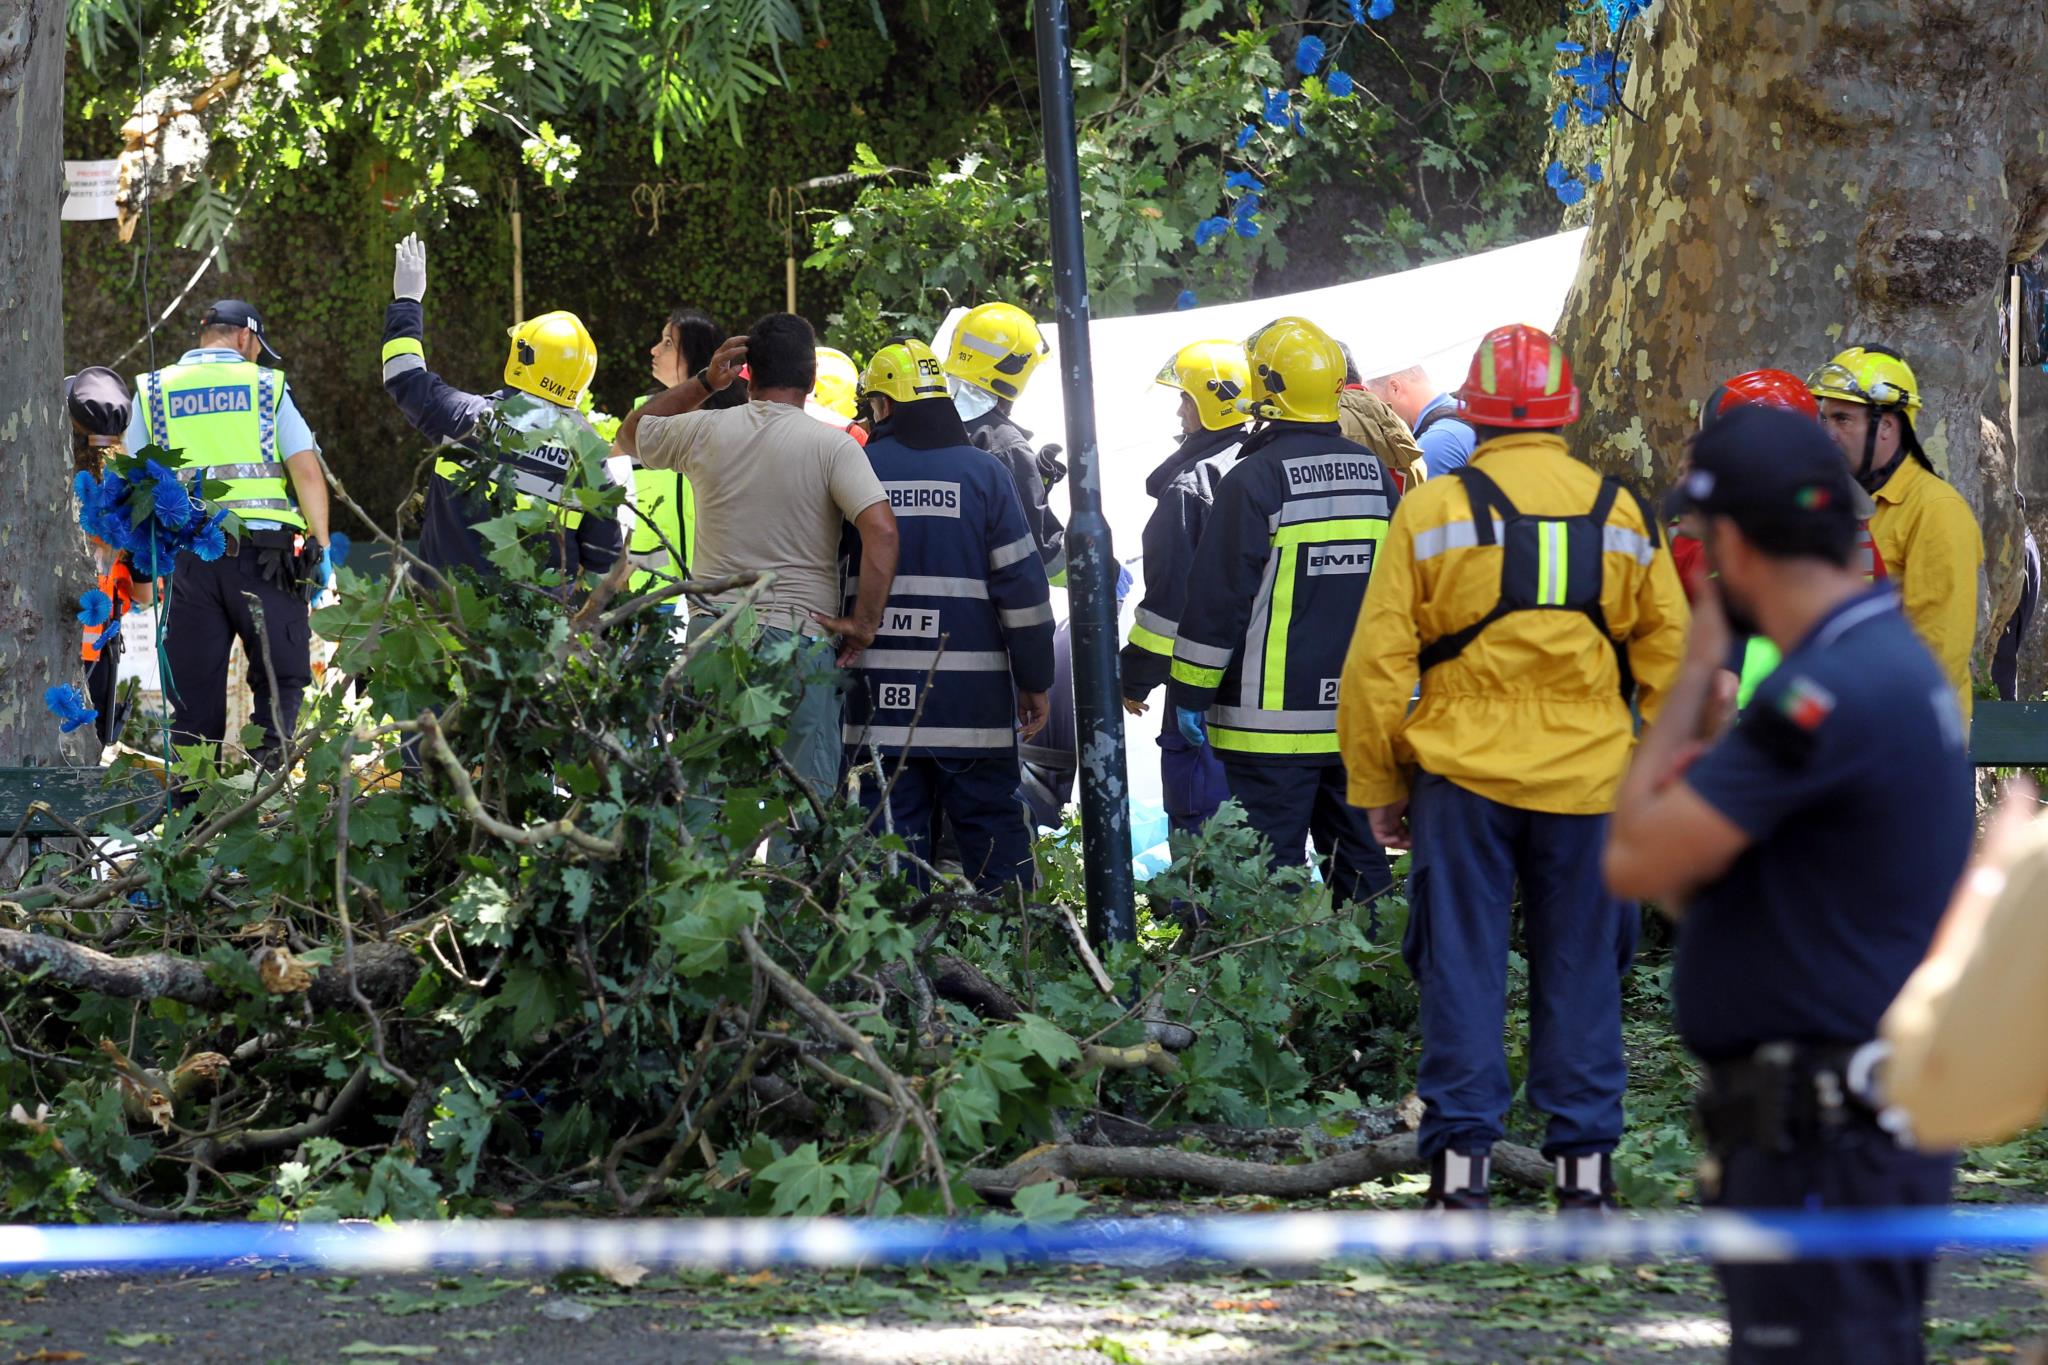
<box><xmin>62</xmin><ymin>161</ymin><xmax>121</xmax><ymax>221</ymax></box>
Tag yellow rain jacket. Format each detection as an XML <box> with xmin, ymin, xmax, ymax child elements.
<box><xmin>1338</xmin><ymin>431</ymin><xmax>1689</xmax><ymax>815</ymax></box>
<box><xmin>1868</xmin><ymin>456</ymin><xmax>1983</xmax><ymax>722</ymax></box>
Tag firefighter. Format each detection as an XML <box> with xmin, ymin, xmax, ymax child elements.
<box><xmin>1164</xmin><ymin>316</ymin><xmax>1396</xmax><ymax>905</ymax></box>
<box><xmin>380</xmin><ymin>232</ymin><xmax>624</xmax><ymax>584</ymax></box>
<box><xmin>1338</xmin><ymin>323</ymin><xmax>1688</xmax><ymax>1211</ymax></box>
<box><xmin>1808</xmin><ymin>346</ymin><xmax>1983</xmax><ymax>718</ymax></box>
<box><xmin>808</xmin><ymin>346</ymin><xmax>869</xmax><ymax>446</ymax></box>
<box><xmin>842</xmin><ymin>339</ymin><xmax>1055</xmax><ymax>892</ymax></box>
<box><xmin>1119</xmin><ymin>340</ymin><xmax>1248</xmax><ymax>839</ymax></box>
<box><xmin>942</xmin><ymin>301</ymin><xmax>1068</xmax><ymax>580</ymax></box>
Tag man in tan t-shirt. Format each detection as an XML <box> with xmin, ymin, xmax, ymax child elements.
<box><xmin>616</xmin><ymin>312</ymin><xmax>899</xmax><ymax>799</ymax></box>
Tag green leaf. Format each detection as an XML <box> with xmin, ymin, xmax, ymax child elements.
<box><xmin>339</xmin><ymin>1344</ymin><xmax>438</xmax><ymax>1357</ymax></box>
<box><xmin>108</xmin><ymin>1330</ymin><xmax>175</xmax><ymax>1346</ymax></box>
<box><xmin>1011</xmin><ymin>1181</ymin><xmax>1089</xmax><ymax>1224</ymax></box>
<box><xmin>756</xmin><ymin>1142</ymin><xmax>840</xmax><ymax>1216</ymax></box>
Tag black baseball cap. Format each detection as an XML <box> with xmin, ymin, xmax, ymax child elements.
<box><xmin>1670</xmin><ymin>404</ymin><xmax>1873</xmax><ymax>533</ymax></box>
<box><xmin>63</xmin><ymin>366</ymin><xmax>132</xmax><ymax>438</ymax></box>
<box><xmin>201</xmin><ymin>299</ymin><xmax>283</xmax><ymax>362</ymax></box>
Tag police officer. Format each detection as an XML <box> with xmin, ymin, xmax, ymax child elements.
<box><xmin>1607</xmin><ymin>405</ymin><xmax>1972</xmax><ymax>1364</ymax></box>
<box><xmin>127</xmin><ymin>300</ymin><xmax>332</xmax><ymax>768</ymax></box>
<box><xmin>1165</xmin><ymin>316</ymin><xmax>1395</xmax><ymax>905</ymax></box>
<box><xmin>1808</xmin><ymin>347</ymin><xmax>1982</xmax><ymax>719</ymax></box>
<box><xmin>1119</xmin><ymin>340</ymin><xmax>1248</xmax><ymax>839</ymax></box>
<box><xmin>842</xmin><ymin>339</ymin><xmax>1055</xmax><ymax>892</ymax></box>
<box><xmin>1338</xmin><ymin>323</ymin><xmax>1687</xmax><ymax>1212</ymax></box>
<box><xmin>380</xmin><ymin>233</ymin><xmax>623</xmax><ymax>583</ymax></box>
<box><xmin>942</xmin><ymin>302</ymin><xmax>1068</xmax><ymax>581</ymax></box>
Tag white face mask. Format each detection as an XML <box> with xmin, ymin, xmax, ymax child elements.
<box><xmin>948</xmin><ymin>378</ymin><xmax>999</xmax><ymax>422</ymax></box>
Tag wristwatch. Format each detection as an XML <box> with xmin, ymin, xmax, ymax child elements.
<box><xmin>692</xmin><ymin>365</ymin><xmax>711</xmax><ymax>389</ymax></box>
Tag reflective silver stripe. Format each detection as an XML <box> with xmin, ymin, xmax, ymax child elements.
<box><xmin>1602</xmin><ymin>525</ymin><xmax>1657</xmax><ymax>565</ymax></box>
<box><xmin>1044</xmin><ymin>548</ymin><xmax>1069</xmax><ymax>580</ymax></box>
<box><xmin>1412</xmin><ymin>518</ymin><xmax>1505</xmax><ymax>562</ymax></box>
<box><xmin>1275</xmin><ymin>493</ymin><xmax>1393</xmax><ymax>527</ymax></box>
<box><xmin>207</xmin><ymin>462</ymin><xmax>288</xmax><ymax>479</ymax></box>
<box><xmin>842</xmin><ymin>724</ymin><xmax>1017</xmax><ymax>748</ymax></box>
<box><xmin>857</xmin><ymin>649</ymin><xmax>1012</xmax><ymax>672</ymax></box>
<box><xmin>1171</xmin><ymin>637</ymin><xmax>1234</xmax><ymax>668</ymax></box>
<box><xmin>848</xmin><ymin>575</ymin><xmax>991</xmax><ymax>600</ymax></box>
<box><xmin>1133</xmin><ymin>606</ymin><xmax>1179</xmax><ymax>637</ymax></box>
<box><xmin>1206</xmin><ymin>705</ymin><xmax>1338</xmax><ymax>731</ymax></box>
<box><xmin>383</xmin><ymin>353</ymin><xmax>427</xmax><ymax>381</ymax></box>
<box><xmin>990</xmin><ymin>536</ymin><xmax>1037</xmax><ymax>570</ymax></box>
<box><xmin>1236</xmin><ymin>552</ymin><xmax>1281</xmax><ymax>710</ymax></box>
<box><xmin>218</xmin><ymin>498</ymin><xmax>295</xmax><ymax>511</ymax></box>
<box><xmin>999</xmin><ymin>601</ymin><xmax>1055</xmax><ymax>628</ymax></box>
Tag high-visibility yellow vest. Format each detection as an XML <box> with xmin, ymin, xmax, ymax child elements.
<box><xmin>626</xmin><ymin>466</ymin><xmax>693</xmax><ymax>597</ymax></box>
<box><xmin>435</xmin><ymin>398</ymin><xmax>595</xmax><ymax>529</ymax></box>
<box><xmin>135</xmin><ymin>361</ymin><xmax>304</xmax><ymax>530</ymax></box>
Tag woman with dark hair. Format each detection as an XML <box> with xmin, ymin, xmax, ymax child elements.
<box><xmin>67</xmin><ymin>366</ymin><xmax>152</xmax><ymax>746</ymax></box>
<box><xmin>650</xmin><ymin>307</ymin><xmax>745</xmax><ymax>410</ymax></box>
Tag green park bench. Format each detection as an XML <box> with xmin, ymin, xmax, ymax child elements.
<box><xmin>1969</xmin><ymin>701</ymin><xmax>2048</xmax><ymax>769</ymax></box>
<box><xmin>0</xmin><ymin>766</ymin><xmax>165</xmax><ymax>857</ymax></box>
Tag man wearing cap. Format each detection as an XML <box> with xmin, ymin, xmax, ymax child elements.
<box><xmin>127</xmin><ymin>301</ymin><xmax>331</xmax><ymax>771</ymax></box>
<box><xmin>1607</xmin><ymin>405</ymin><xmax>1972</xmax><ymax>1365</ymax></box>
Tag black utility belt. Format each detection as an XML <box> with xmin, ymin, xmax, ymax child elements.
<box><xmin>1697</xmin><ymin>1040</ymin><xmax>1904</xmax><ymax>1154</ymax></box>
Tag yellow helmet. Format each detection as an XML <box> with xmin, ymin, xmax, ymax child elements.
<box><xmin>505</xmin><ymin>311</ymin><xmax>598</xmax><ymax>407</ymax></box>
<box><xmin>860</xmin><ymin>338</ymin><xmax>949</xmax><ymax>405</ymax></box>
<box><xmin>810</xmin><ymin>347</ymin><xmax>861</xmax><ymax>421</ymax></box>
<box><xmin>944</xmin><ymin>301</ymin><xmax>1048</xmax><ymax>401</ymax></box>
<box><xmin>1156</xmin><ymin>340</ymin><xmax>1251</xmax><ymax>431</ymax></box>
<box><xmin>1807</xmin><ymin>346</ymin><xmax>1922</xmax><ymax>422</ymax></box>
<box><xmin>1243</xmin><ymin>316</ymin><xmax>1345</xmax><ymax>424</ymax></box>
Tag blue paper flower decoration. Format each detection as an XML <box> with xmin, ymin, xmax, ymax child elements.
<box><xmin>77</xmin><ymin>589</ymin><xmax>113</xmax><ymax>626</ymax></box>
<box><xmin>1587</xmin><ymin>162</ymin><xmax>1605</xmax><ymax>184</ymax></box>
<box><xmin>328</xmin><ymin>532</ymin><xmax>352</xmax><ymax>566</ymax></box>
<box><xmin>1176</xmin><ymin>290</ymin><xmax>1198</xmax><ymax>312</ymax></box>
<box><xmin>91</xmin><ymin>619</ymin><xmax>122</xmax><ymax>653</ymax></box>
<box><xmin>1294</xmin><ymin>35</ymin><xmax>1325</xmax><ymax>76</ymax></box>
<box><xmin>45</xmin><ymin>684</ymin><xmax>98</xmax><ymax>735</ymax></box>
<box><xmin>1368</xmin><ymin>0</ymin><xmax>1394</xmax><ymax>18</ymax></box>
<box><xmin>1348</xmin><ymin>0</ymin><xmax>1365</xmax><ymax>20</ymax></box>
<box><xmin>1263</xmin><ymin>88</ymin><xmax>1291</xmax><ymax>128</ymax></box>
<box><xmin>1544</xmin><ymin>160</ymin><xmax>1568</xmax><ymax>189</ymax></box>
<box><xmin>1235</xmin><ymin>123</ymin><xmax>1258</xmax><ymax>149</ymax></box>
<box><xmin>1328</xmin><ymin>70</ymin><xmax>1355</xmax><ymax>98</ymax></box>
<box><xmin>1555</xmin><ymin>178</ymin><xmax>1587</xmax><ymax>207</ymax></box>
<box><xmin>1225</xmin><ymin>171</ymin><xmax>1265</xmax><ymax>193</ymax></box>
<box><xmin>1194</xmin><ymin>216</ymin><xmax>1231</xmax><ymax>247</ymax></box>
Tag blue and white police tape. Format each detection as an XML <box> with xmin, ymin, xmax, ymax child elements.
<box><xmin>9</xmin><ymin>1208</ymin><xmax>2048</xmax><ymax>1277</ymax></box>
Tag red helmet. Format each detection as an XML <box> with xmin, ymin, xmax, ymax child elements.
<box><xmin>1453</xmin><ymin>324</ymin><xmax>1581</xmax><ymax>429</ymax></box>
<box><xmin>1701</xmin><ymin>368</ymin><xmax>1819</xmax><ymax>429</ymax></box>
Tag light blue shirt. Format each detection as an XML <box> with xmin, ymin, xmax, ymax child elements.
<box><xmin>123</xmin><ymin>348</ymin><xmax>319</xmax><ymax>457</ymax></box>
<box><xmin>1415</xmin><ymin>391</ymin><xmax>1477</xmax><ymax>476</ymax></box>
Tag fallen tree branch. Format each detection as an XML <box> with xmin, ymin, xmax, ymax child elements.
<box><xmin>964</xmin><ymin>1134</ymin><xmax>1550</xmax><ymax>1200</ymax></box>
<box><xmin>928</xmin><ymin>952</ymin><xmax>1022</xmax><ymax>1022</ymax></box>
<box><xmin>738</xmin><ymin>927</ymin><xmax>956</xmax><ymax>1214</ymax></box>
<box><xmin>1</xmin><ymin>927</ymin><xmax>419</xmax><ymax>1012</ymax></box>
<box><xmin>415</xmin><ymin>711</ymin><xmax>624</xmax><ymax>858</ymax></box>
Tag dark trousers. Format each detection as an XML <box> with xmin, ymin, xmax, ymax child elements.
<box><xmin>1708</xmin><ymin>1127</ymin><xmax>1953</xmax><ymax>1364</ymax></box>
<box><xmin>862</xmin><ymin>753</ymin><xmax>1035</xmax><ymax>894</ymax></box>
<box><xmin>1404</xmin><ymin>771</ymin><xmax>1637</xmax><ymax>1161</ymax></box>
<box><xmin>1220</xmin><ymin>759</ymin><xmax>1391</xmax><ymax>904</ymax></box>
<box><xmin>1160</xmin><ymin>735</ymin><xmax>1229</xmax><ymax>837</ymax></box>
<box><xmin>84</xmin><ymin>633</ymin><xmax>124</xmax><ymax>748</ymax></box>
<box><xmin>163</xmin><ymin>547</ymin><xmax>311</xmax><ymax>759</ymax></box>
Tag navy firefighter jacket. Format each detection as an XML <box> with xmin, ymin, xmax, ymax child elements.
<box><xmin>380</xmin><ymin>299</ymin><xmax>623</xmax><ymax>579</ymax></box>
<box><xmin>1165</xmin><ymin>422</ymin><xmax>1398</xmax><ymax>763</ymax></box>
<box><xmin>842</xmin><ymin>425</ymin><xmax>1057</xmax><ymax>759</ymax></box>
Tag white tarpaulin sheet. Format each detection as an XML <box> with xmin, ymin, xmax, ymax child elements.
<box><xmin>939</xmin><ymin>229</ymin><xmax>1589</xmax><ymax>870</ymax></box>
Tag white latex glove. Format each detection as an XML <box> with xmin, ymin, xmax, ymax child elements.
<box><xmin>392</xmin><ymin>233</ymin><xmax>427</xmax><ymax>302</ymax></box>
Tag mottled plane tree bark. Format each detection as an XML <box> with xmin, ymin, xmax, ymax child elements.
<box><xmin>0</xmin><ymin>0</ymin><xmax>85</xmax><ymax>763</ymax></box>
<box><xmin>1556</xmin><ymin>0</ymin><xmax>2048</xmax><ymax>659</ymax></box>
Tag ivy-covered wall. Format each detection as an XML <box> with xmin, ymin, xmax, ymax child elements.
<box><xmin>61</xmin><ymin>15</ymin><xmax>1012</xmax><ymax>519</ymax></box>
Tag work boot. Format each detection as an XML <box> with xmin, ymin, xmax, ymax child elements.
<box><xmin>1423</xmin><ymin>1148</ymin><xmax>1492</xmax><ymax>1212</ymax></box>
<box><xmin>1554</xmin><ymin>1152</ymin><xmax>1617</xmax><ymax>1214</ymax></box>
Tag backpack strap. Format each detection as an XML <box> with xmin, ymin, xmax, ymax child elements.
<box><xmin>1416</xmin><ymin>467</ymin><xmax>1519</xmax><ymax>672</ymax></box>
<box><xmin>1580</xmin><ymin>476</ymin><xmax>1641</xmax><ymax>702</ymax></box>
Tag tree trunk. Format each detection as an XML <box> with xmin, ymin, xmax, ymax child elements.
<box><xmin>1557</xmin><ymin>1</ymin><xmax>2048</xmax><ymax>656</ymax></box>
<box><xmin>0</xmin><ymin>0</ymin><xmax>83</xmax><ymax>766</ymax></box>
